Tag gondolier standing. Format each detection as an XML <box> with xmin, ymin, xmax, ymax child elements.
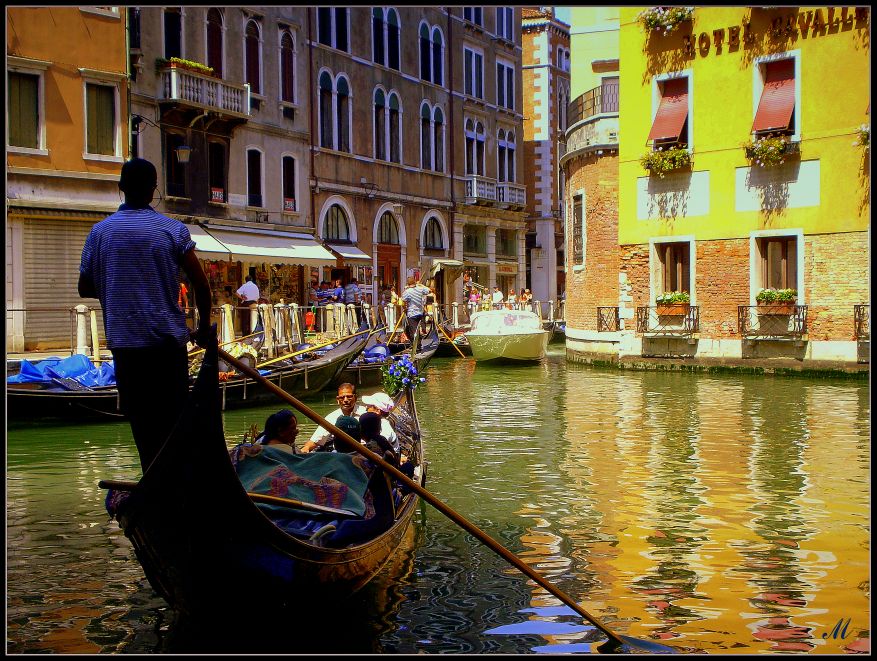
<box><xmin>401</xmin><ymin>276</ymin><xmax>431</xmax><ymax>347</ymax></box>
<box><xmin>236</xmin><ymin>275</ymin><xmax>260</xmax><ymax>336</ymax></box>
<box><xmin>78</xmin><ymin>157</ymin><xmax>212</xmax><ymax>471</ymax></box>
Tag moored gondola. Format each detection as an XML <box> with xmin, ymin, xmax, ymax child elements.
<box><xmin>99</xmin><ymin>331</ymin><xmax>425</xmax><ymax>615</ymax></box>
<box><xmin>7</xmin><ymin>328</ymin><xmax>369</xmax><ymax>422</ymax></box>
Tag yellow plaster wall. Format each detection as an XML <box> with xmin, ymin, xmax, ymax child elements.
<box><xmin>618</xmin><ymin>7</ymin><xmax>870</xmax><ymax>246</ymax></box>
<box><xmin>6</xmin><ymin>7</ymin><xmax>129</xmax><ymax>174</ymax></box>
<box><xmin>569</xmin><ymin>6</ymin><xmax>620</xmax><ymax>98</ymax></box>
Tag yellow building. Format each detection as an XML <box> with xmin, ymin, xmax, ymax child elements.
<box><xmin>6</xmin><ymin>6</ymin><xmax>129</xmax><ymax>351</ymax></box>
<box><xmin>566</xmin><ymin>6</ymin><xmax>870</xmax><ymax>370</ymax></box>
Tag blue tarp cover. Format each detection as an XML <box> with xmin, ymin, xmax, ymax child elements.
<box><xmin>7</xmin><ymin>354</ymin><xmax>116</xmax><ymax>387</ymax></box>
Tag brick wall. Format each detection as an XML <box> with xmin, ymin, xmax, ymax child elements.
<box><xmin>806</xmin><ymin>232</ymin><xmax>870</xmax><ymax>341</ymax></box>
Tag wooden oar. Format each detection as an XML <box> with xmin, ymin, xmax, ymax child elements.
<box><xmin>98</xmin><ymin>479</ymin><xmax>359</xmax><ymax>518</ymax></box>
<box><xmin>385</xmin><ymin>310</ymin><xmax>406</xmax><ymax>345</ymax></box>
<box><xmin>188</xmin><ymin>330</ymin><xmax>265</xmax><ymax>357</ymax></box>
<box><xmin>436</xmin><ymin>320</ymin><xmax>466</xmax><ymax>358</ymax></box>
<box><xmin>256</xmin><ymin>328</ymin><xmax>371</xmax><ymax>369</ymax></box>
<box><xmin>216</xmin><ymin>348</ymin><xmax>657</xmax><ymax>654</ymax></box>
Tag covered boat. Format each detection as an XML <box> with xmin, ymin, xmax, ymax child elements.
<box><xmin>465</xmin><ymin>309</ymin><xmax>550</xmax><ymax>362</ymax></box>
<box><xmin>7</xmin><ymin>328</ymin><xmax>369</xmax><ymax>421</ymax></box>
<box><xmin>99</xmin><ymin>332</ymin><xmax>425</xmax><ymax>614</ymax></box>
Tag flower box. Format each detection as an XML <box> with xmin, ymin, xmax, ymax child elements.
<box><xmin>757</xmin><ymin>302</ymin><xmax>796</xmax><ymax>315</ymax></box>
<box><xmin>640</xmin><ymin>146</ymin><xmax>692</xmax><ymax>178</ymax></box>
<box><xmin>638</xmin><ymin>7</ymin><xmax>694</xmax><ymax>35</ymax></box>
<box><xmin>743</xmin><ymin>136</ymin><xmax>799</xmax><ymax>167</ymax></box>
<box><xmin>656</xmin><ymin>303</ymin><xmax>690</xmax><ymax>316</ymax></box>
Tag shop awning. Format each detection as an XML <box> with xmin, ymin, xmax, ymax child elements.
<box><xmin>647</xmin><ymin>77</ymin><xmax>689</xmax><ymax>143</ymax></box>
<box><xmin>430</xmin><ymin>258</ymin><xmax>465</xmax><ymax>278</ymax></box>
<box><xmin>752</xmin><ymin>59</ymin><xmax>795</xmax><ymax>133</ymax></box>
<box><xmin>327</xmin><ymin>243</ymin><xmax>371</xmax><ymax>262</ymax></box>
<box><xmin>188</xmin><ymin>224</ymin><xmax>232</xmax><ymax>260</ymax></box>
<box><xmin>200</xmin><ymin>226</ymin><xmax>336</xmax><ymax>268</ymax></box>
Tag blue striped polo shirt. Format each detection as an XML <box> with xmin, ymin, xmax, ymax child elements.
<box><xmin>80</xmin><ymin>205</ymin><xmax>195</xmax><ymax>349</ymax></box>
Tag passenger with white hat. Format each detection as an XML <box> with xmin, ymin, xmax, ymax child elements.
<box><xmin>361</xmin><ymin>391</ymin><xmax>399</xmax><ymax>453</ymax></box>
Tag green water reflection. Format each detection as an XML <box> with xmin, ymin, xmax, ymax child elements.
<box><xmin>6</xmin><ymin>352</ymin><xmax>870</xmax><ymax>654</ymax></box>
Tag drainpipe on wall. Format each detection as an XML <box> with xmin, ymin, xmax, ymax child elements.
<box><xmin>447</xmin><ymin>9</ymin><xmax>458</xmax><ymax>304</ymax></box>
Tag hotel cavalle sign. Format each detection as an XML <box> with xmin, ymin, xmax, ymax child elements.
<box><xmin>680</xmin><ymin>7</ymin><xmax>868</xmax><ymax>58</ymax></box>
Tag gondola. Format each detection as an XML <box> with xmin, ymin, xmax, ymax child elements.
<box><xmin>434</xmin><ymin>320</ymin><xmax>473</xmax><ymax>358</ymax></box>
<box><xmin>330</xmin><ymin>319</ymin><xmax>440</xmax><ymax>389</ymax></box>
<box><xmin>6</xmin><ymin>328</ymin><xmax>369</xmax><ymax>422</ymax></box>
<box><xmin>99</xmin><ymin>332</ymin><xmax>425</xmax><ymax>615</ymax></box>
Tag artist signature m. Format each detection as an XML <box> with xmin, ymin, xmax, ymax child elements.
<box><xmin>821</xmin><ymin>618</ymin><xmax>851</xmax><ymax>640</ymax></box>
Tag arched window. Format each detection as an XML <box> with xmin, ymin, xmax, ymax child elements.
<box><xmin>245</xmin><ymin>20</ymin><xmax>260</xmax><ymax>94</ymax></box>
<box><xmin>464</xmin><ymin>118</ymin><xmax>475</xmax><ymax>175</ymax></box>
<box><xmin>337</xmin><ymin>76</ymin><xmax>350</xmax><ymax>153</ymax></box>
<box><xmin>282</xmin><ymin>155</ymin><xmax>296</xmax><ymax>212</ymax></box>
<box><xmin>433</xmin><ymin>107</ymin><xmax>444</xmax><ymax>172</ymax></box>
<box><xmin>247</xmin><ymin>148</ymin><xmax>263</xmax><ymax>207</ymax></box>
<box><xmin>506</xmin><ymin>130</ymin><xmax>515</xmax><ymax>182</ymax></box>
<box><xmin>424</xmin><ymin>216</ymin><xmax>443</xmax><ymax>249</ymax></box>
<box><xmin>208</xmin><ymin>140</ymin><xmax>226</xmax><ymax>202</ymax></box>
<box><xmin>378</xmin><ymin>211</ymin><xmax>400</xmax><ymax>244</ymax></box>
<box><xmin>497</xmin><ymin>128</ymin><xmax>507</xmax><ymax>182</ymax></box>
<box><xmin>206</xmin><ymin>9</ymin><xmax>223</xmax><ymax>77</ymax></box>
<box><xmin>420</xmin><ymin>103</ymin><xmax>431</xmax><ymax>169</ymax></box>
<box><xmin>326</xmin><ymin>204</ymin><xmax>350</xmax><ymax>241</ymax></box>
<box><xmin>387</xmin><ymin>9</ymin><xmax>400</xmax><ymax>71</ymax></box>
<box><xmin>431</xmin><ymin>27</ymin><xmax>444</xmax><ymax>86</ymax></box>
<box><xmin>419</xmin><ymin>23</ymin><xmax>431</xmax><ymax>81</ymax></box>
<box><xmin>319</xmin><ymin>71</ymin><xmax>333</xmax><ymax>148</ymax></box>
<box><xmin>280</xmin><ymin>30</ymin><xmax>294</xmax><ymax>103</ymax></box>
<box><xmin>163</xmin><ymin>8</ymin><xmax>182</xmax><ymax>59</ymax></box>
<box><xmin>374</xmin><ymin>89</ymin><xmax>386</xmax><ymax>160</ymax></box>
<box><xmin>475</xmin><ymin>121</ymin><xmax>485</xmax><ymax>176</ymax></box>
<box><xmin>388</xmin><ymin>93</ymin><xmax>400</xmax><ymax>164</ymax></box>
<box><xmin>372</xmin><ymin>8</ymin><xmax>385</xmax><ymax>65</ymax></box>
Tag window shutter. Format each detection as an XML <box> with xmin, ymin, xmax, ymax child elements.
<box><xmin>9</xmin><ymin>72</ymin><xmax>39</xmax><ymax>149</ymax></box>
<box><xmin>647</xmin><ymin>78</ymin><xmax>689</xmax><ymax>143</ymax></box>
<box><xmin>752</xmin><ymin>59</ymin><xmax>795</xmax><ymax>133</ymax></box>
<box><xmin>87</xmin><ymin>84</ymin><xmax>114</xmax><ymax>155</ymax></box>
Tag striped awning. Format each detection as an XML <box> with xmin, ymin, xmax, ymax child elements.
<box><xmin>647</xmin><ymin>78</ymin><xmax>689</xmax><ymax>143</ymax></box>
<box><xmin>198</xmin><ymin>226</ymin><xmax>336</xmax><ymax>268</ymax></box>
<box><xmin>752</xmin><ymin>59</ymin><xmax>795</xmax><ymax>133</ymax></box>
<box><xmin>188</xmin><ymin>224</ymin><xmax>231</xmax><ymax>260</ymax></box>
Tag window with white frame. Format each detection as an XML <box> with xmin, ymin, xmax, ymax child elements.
<box><xmin>247</xmin><ymin>148</ymin><xmax>263</xmax><ymax>207</ymax></box>
<box><xmin>420</xmin><ymin>103</ymin><xmax>432</xmax><ymax>169</ymax></box>
<box><xmin>557</xmin><ymin>83</ymin><xmax>569</xmax><ymax>131</ymax></box>
<box><xmin>496</xmin><ymin>59</ymin><xmax>514</xmax><ymax>110</ymax></box>
<box><xmin>419</xmin><ymin>23</ymin><xmax>430</xmax><ymax>80</ymax></box>
<box><xmin>420</xmin><ymin>102</ymin><xmax>445</xmax><ymax>172</ymax></box>
<box><xmin>752</xmin><ymin>56</ymin><xmax>797</xmax><ymax>138</ymax></box>
<box><xmin>432</xmin><ymin>27</ymin><xmax>444</xmax><ymax>86</ymax></box>
<box><xmin>387</xmin><ymin>9</ymin><xmax>400</xmax><ymax>71</ymax></box>
<box><xmin>7</xmin><ymin>69</ymin><xmax>43</xmax><ymax>151</ymax></box>
<box><xmin>318</xmin><ymin>7</ymin><xmax>348</xmax><ymax>52</ymax></box>
<box><xmin>648</xmin><ymin>75</ymin><xmax>690</xmax><ymax>150</ymax></box>
<box><xmin>165</xmin><ymin>131</ymin><xmax>187</xmax><ymax>197</ymax></box>
<box><xmin>336</xmin><ymin>76</ymin><xmax>350</xmax><ymax>153</ymax></box>
<box><xmin>85</xmin><ymin>81</ymin><xmax>117</xmax><ymax>156</ymax></box>
<box><xmin>496</xmin><ymin>7</ymin><xmax>513</xmax><ymax>41</ymax></box>
<box><xmin>463</xmin><ymin>7</ymin><xmax>483</xmax><ymax>26</ymax></box>
<box><xmin>388</xmin><ymin>92</ymin><xmax>401</xmax><ymax>163</ymax></box>
<box><xmin>475</xmin><ymin>121</ymin><xmax>485</xmax><ymax>175</ymax></box>
<box><xmin>378</xmin><ymin>211</ymin><xmax>400</xmax><ymax>244</ymax></box>
<box><xmin>463</xmin><ymin>46</ymin><xmax>483</xmax><ymax>99</ymax></box>
<box><xmin>325</xmin><ymin>204</ymin><xmax>350</xmax><ymax>241</ymax></box>
<box><xmin>656</xmin><ymin>241</ymin><xmax>691</xmax><ymax>295</ymax></box>
<box><xmin>206</xmin><ymin>8</ymin><xmax>223</xmax><ymax>77</ymax></box>
<box><xmin>374</xmin><ymin>89</ymin><xmax>387</xmax><ymax>160</ymax></box>
<box><xmin>244</xmin><ymin>19</ymin><xmax>261</xmax><ymax>95</ymax></box>
<box><xmin>319</xmin><ymin>71</ymin><xmax>333</xmax><ymax>148</ymax></box>
<box><xmin>373</xmin><ymin>8</ymin><xmax>401</xmax><ymax>70</ymax></box>
<box><xmin>501</xmin><ymin>130</ymin><xmax>515</xmax><ymax>181</ymax></box>
<box><xmin>319</xmin><ymin>71</ymin><xmax>350</xmax><ymax>152</ymax></box>
<box><xmin>757</xmin><ymin>235</ymin><xmax>799</xmax><ymax>293</ymax></box>
<box><xmin>282</xmin><ymin>155</ymin><xmax>296</xmax><ymax>212</ymax></box>
<box><xmin>208</xmin><ymin>140</ymin><xmax>227</xmax><ymax>203</ymax></box>
<box><xmin>571</xmin><ymin>193</ymin><xmax>584</xmax><ymax>266</ymax></box>
<box><xmin>464</xmin><ymin>118</ymin><xmax>485</xmax><ymax>176</ymax></box>
<box><xmin>433</xmin><ymin>107</ymin><xmax>444</xmax><ymax>172</ymax></box>
<box><xmin>424</xmin><ymin>216</ymin><xmax>443</xmax><ymax>249</ymax></box>
<box><xmin>280</xmin><ymin>29</ymin><xmax>295</xmax><ymax>103</ymax></box>
<box><xmin>420</xmin><ymin>23</ymin><xmax>445</xmax><ymax>84</ymax></box>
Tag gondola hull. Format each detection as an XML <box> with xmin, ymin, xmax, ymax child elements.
<box><xmin>8</xmin><ymin>331</ymin><xmax>368</xmax><ymax>422</ymax></box>
<box><xmin>105</xmin><ymin>334</ymin><xmax>424</xmax><ymax>615</ymax></box>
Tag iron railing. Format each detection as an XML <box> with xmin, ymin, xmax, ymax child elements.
<box><xmin>568</xmin><ymin>80</ymin><xmax>619</xmax><ymax>126</ymax></box>
<box><xmin>854</xmin><ymin>304</ymin><xmax>870</xmax><ymax>340</ymax></box>
<box><xmin>597</xmin><ymin>306</ymin><xmax>620</xmax><ymax>332</ymax></box>
<box><xmin>738</xmin><ymin>305</ymin><xmax>808</xmax><ymax>339</ymax></box>
<box><xmin>636</xmin><ymin>305</ymin><xmax>700</xmax><ymax>336</ymax></box>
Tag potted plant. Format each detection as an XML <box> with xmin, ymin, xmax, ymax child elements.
<box><xmin>655</xmin><ymin>290</ymin><xmax>690</xmax><ymax>316</ymax></box>
<box><xmin>743</xmin><ymin>134</ymin><xmax>799</xmax><ymax>167</ymax></box>
<box><xmin>854</xmin><ymin>123</ymin><xmax>870</xmax><ymax>149</ymax></box>
<box><xmin>638</xmin><ymin>6</ymin><xmax>694</xmax><ymax>35</ymax></box>
<box><xmin>155</xmin><ymin>57</ymin><xmax>215</xmax><ymax>77</ymax></box>
<box><xmin>640</xmin><ymin>146</ymin><xmax>692</xmax><ymax>178</ymax></box>
<box><xmin>756</xmin><ymin>288</ymin><xmax>798</xmax><ymax>315</ymax></box>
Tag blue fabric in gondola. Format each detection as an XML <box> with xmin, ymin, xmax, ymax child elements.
<box><xmin>8</xmin><ymin>354</ymin><xmax>96</xmax><ymax>384</ymax></box>
<box><xmin>234</xmin><ymin>445</ymin><xmax>373</xmax><ymax>518</ymax></box>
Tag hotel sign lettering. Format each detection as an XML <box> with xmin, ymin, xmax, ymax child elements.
<box><xmin>681</xmin><ymin>7</ymin><xmax>868</xmax><ymax>58</ymax></box>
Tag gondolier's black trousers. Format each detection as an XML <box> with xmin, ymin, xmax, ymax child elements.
<box><xmin>112</xmin><ymin>345</ymin><xmax>190</xmax><ymax>473</ymax></box>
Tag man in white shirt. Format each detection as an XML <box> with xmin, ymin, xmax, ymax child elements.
<box><xmin>491</xmin><ymin>286</ymin><xmax>504</xmax><ymax>309</ymax></box>
<box><xmin>236</xmin><ymin>275</ymin><xmax>260</xmax><ymax>336</ymax></box>
<box><xmin>302</xmin><ymin>383</ymin><xmax>399</xmax><ymax>453</ymax></box>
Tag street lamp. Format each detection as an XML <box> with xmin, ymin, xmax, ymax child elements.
<box><xmin>175</xmin><ymin>145</ymin><xmax>192</xmax><ymax>164</ymax></box>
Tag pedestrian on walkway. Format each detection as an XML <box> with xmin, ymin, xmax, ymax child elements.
<box><xmin>401</xmin><ymin>276</ymin><xmax>431</xmax><ymax>345</ymax></box>
<box><xmin>78</xmin><ymin>157</ymin><xmax>211</xmax><ymax>472</ymax></box>
<box><xmin>236</xmin><ymin>275</ymin><xmax>259</xmax><ymax>336</ymax></box>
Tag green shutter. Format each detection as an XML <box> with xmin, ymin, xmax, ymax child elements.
<box><xmin>9</xmin><ymin>72</ymin><xmax>39</xmax><ymax>148</ymax></box>
<box><xmin>87</xmin><ymin>83</ymin><xmax>115</xmax><ymax>155</ymax></box>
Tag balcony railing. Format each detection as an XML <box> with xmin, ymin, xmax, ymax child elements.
<box><xmin>160</xmin><ymin>66</ymin><xmax>251</xmax><ymax>118</ymax></box>
<box><xmin>496</xmin><ymin>182</ymin><xmax>526</xmax><ymax>208</ymax></box>
<box><xmin>854</xmin><ymin>304</ymin><xmax>870</xmax><ymax>340</ymax></box>
<box><xmin>636</xmin><ymin>305</ymin><xmax>700</xmax><ymax>336</ymax></box>
<box><xmin>597</xmin><ymin>306</ymin><xmax>620</xmax><ymax>332</ymax></box>
<box><xmin>568</xmin><ymin>80</ymin><xmax>619</xmax><ymax>126</ymax></box>
<box><xmin>464</xmin><ymin>175</ymin><xmax>497</xmax><ymax>204</ymax></box>
<box><xmin>738</xmin><ymin>305</ymin><xmax>808</xmax><ymax>339</ymax></box>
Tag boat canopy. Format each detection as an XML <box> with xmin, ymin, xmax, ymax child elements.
<box><xmin>470</xmin><ymin>309</ymin><xmax>542</xmax><ymax>332</ymax></box>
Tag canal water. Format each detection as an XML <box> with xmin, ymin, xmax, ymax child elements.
<box><xmin>6</xmin><ymin>348</ymin><xmax>870</xmax><ymax>654</ymax></box>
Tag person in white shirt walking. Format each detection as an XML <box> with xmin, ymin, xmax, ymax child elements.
<box><xmin>236</xmin><ymin>276</ymin><xmax>260</xmax><ymax>336</ymax></box>
<box><xmin>491</xmin><ymin>286</ymin><xmax>504</xmax><ymax>309</ymax></box>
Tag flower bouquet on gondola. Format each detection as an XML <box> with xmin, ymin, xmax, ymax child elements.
<box><xmin>381</xmin><ymin>355</ymin><xmax>426</xmax><ymax>396</ymax></box>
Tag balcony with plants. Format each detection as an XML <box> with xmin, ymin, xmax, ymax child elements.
<box><xmin>157</xmin><ymin>57</ymin><xmax>251</xmax><ymax>119</ymax></box>
<box><xmin>636</xmin><ymin>291</ymin><xmax>699</xmax><ymax>337</ymax></box>
<box><xmin>738</xmin><ymin>289</ymin><xmax>808</xmax><ymax>340</ymax></box>
<box><xmin>640</xmin><ymin>144</ymin><xmax>692</xmax><ymax>178</ymax></box>
<box><xmin>743</xmin><ymin>134</ymin><xmax>800</xmax><ymax>167</ymax></box>
<box><xmin>638</xmin><ymin>7</ymin><xmax>694</xmax><ymax>36</ymax></box>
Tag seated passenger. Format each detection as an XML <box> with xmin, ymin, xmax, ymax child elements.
<box><xmin>359</xmin><ymin>411</ymin><xmax>398</xmax><ymax>465</ymax></box>
<box><xmin>255</xmin><ymin>409</ymin><xmax>299</xmax><ymax>454</ymax></box>
<box><xmin>321</xmin><ymin>414</ymin><xmax>361</xmax><ymax>453</ymax></box>
<box><xmin>360</xmin><ymin>391</ymin><xmax>399</xmax><ymax>453</ymax></box>
<box><xmin>302</xmin><ymin>383</ymin><xmax>365</xmax><ymax>453</ymax></box>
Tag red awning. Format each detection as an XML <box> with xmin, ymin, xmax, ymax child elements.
<box><xmin>752</xmin><ymin>59</ymin><xmax>795</xmax><ymax>133</ymax></box>
<box><xmin>647</xmin><ymin>78</ymin><xmax>689</xmax><ymax>143</ymax></box>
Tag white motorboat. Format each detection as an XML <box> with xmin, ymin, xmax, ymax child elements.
<box><xmin>465</xmin><ymin>309</ymin><xmax>550</xmax><ymax>362</ymax></box>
